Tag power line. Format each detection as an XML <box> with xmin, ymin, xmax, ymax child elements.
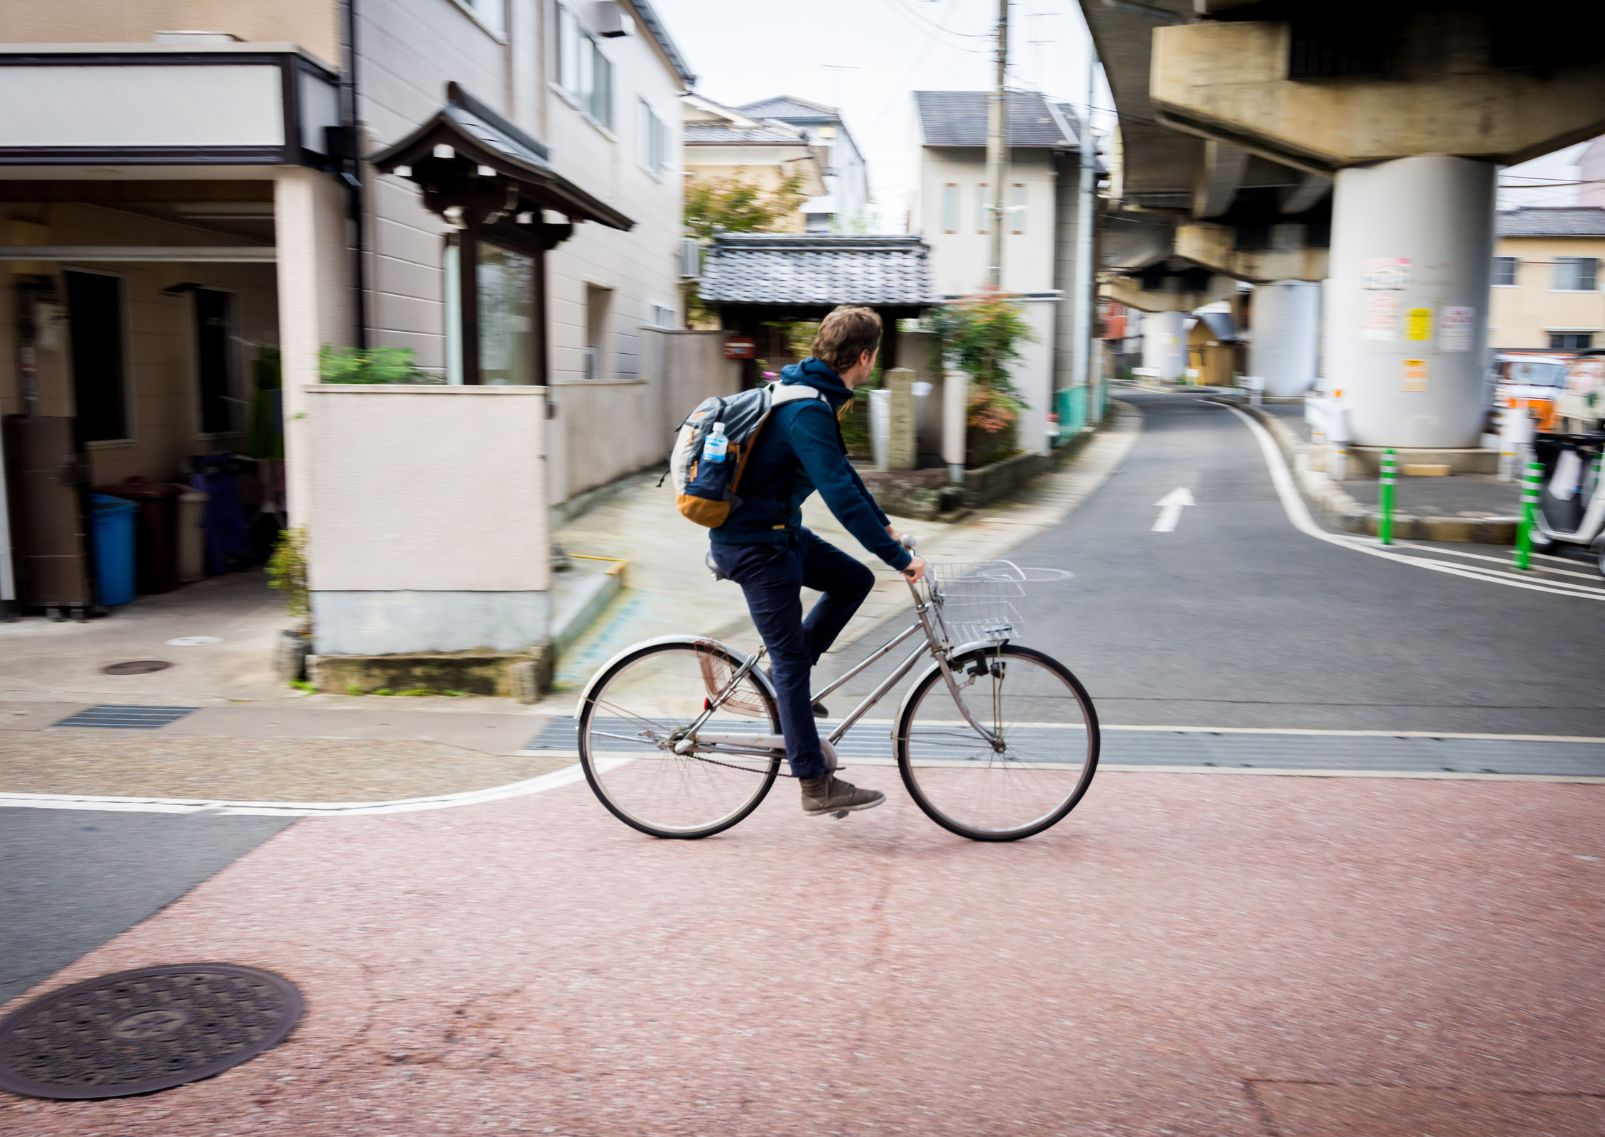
<box><xmin>885</xmin><ymin>0</ymin><xmax>995</xmax><ymax>42</ymax></box>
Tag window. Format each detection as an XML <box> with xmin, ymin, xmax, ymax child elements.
<box><xmin>1009</xmin><ymin>183</ymin><xmax>1026</xmax><ymax>235</ymax></box>
<box><xmin>1553</xmin><ymin>257</ymin><xmax>1598</xmax><ymax>292</ymax></box>
<box><xmin>1549</xmin><ymin>332</ymin><xmax>1596</xmax><ymax>351</ymax></box>
<box><xmin>556</xmin><ymin>3</ymin><xmax>612</xmax><ymax>129</ymax></box>
<box><xmin>941</xmin><ymin>183</ymin><xmax>958</xmax><ymax>233</ymax></box>
<box><xmin>444</xmin><ymin>238</ymin><xmax>537</xmax><ymax>386</ymax></box>
<box><xmin>976</xmin><ymin>183</ymin><xmax>991</xmax><ymax>234</ymax></box>
<box><xmin>650</xmin><ymin>304</ymin><xmax>676</xmax><ymax>329</ymax></box>
<box><xmin>452</xmin><ymin>0</ymin><xmax>505</xmax><ymax>36</ymax></box>
<box><xmin>639</xmin><ymin>99</ymin><xmax>669</xmax><ymax>174</ymax></box>
<box><xmin>193</xmin><ymin>288</ymin><xmax>235</xmax><ymax>435</ymax></box>
<box><xmin>1492</xmin><ymin>256</ymin><xmax>1517</xmax><ymax>287</ymax></box>
<box><xmin>64</xmin><ymin>270</ymin><xmax>128</xmax><ymax>442</ymax></box>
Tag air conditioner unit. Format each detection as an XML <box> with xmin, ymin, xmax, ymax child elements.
<box><xmin>590</xmin><ymin>2</ymin><xmax>634</xmax><ymax>38</ymax></box>
<box><xmin>678</xmin><ymin>237</ymin><xmax>702</xmax><ymax>280</ymax></box>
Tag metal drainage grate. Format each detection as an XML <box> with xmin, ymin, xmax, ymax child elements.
<box><xmin>0</xmin><ymin>963</ymin><xmax>304</xmax><ymax>1101</ymax></box>
<box><xmin>52</xmin><ymin>705</ymin><xmax>199</xmax><ymax>730</ymax></box>
<box><xmin>101</xmin><ymin>660</ymin><xmax>172</xmax><ymax>675</ymax></box>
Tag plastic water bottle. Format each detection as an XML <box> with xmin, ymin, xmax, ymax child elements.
<box><xmin>702</xmin><ymin>422</ymin><xmax>729</xmax><ymax>463</ymax></box>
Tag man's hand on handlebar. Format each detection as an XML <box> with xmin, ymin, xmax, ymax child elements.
<box><xmin>903</xmin><ymin>556</ymin><xmax>927</xmax><ymax>583</ymax></box>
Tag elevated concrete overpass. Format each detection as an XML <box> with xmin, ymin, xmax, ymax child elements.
<box><xmin>1084</xmin><ymin>0</ymin><xmax>1605</xmax><ymax>448</ymax></box>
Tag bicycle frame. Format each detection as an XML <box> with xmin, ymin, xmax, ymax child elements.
<box><xmin>681</xmin><ymin>576</ymin><xmax>1004</xmax><ymax>762</ymax></box>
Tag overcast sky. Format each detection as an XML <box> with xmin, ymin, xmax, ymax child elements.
<box><xmin>650</xmin><ymin>0</ymin><xmax>1112</xmax><ymax>231</ymax></box>
<box><xmin>649</xmin><ymin>0</ymin><xmax>1592</xmax><ymax>228</ymax></box>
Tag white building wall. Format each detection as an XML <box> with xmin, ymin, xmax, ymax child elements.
<box><xmin>356</xmin><ymin>0</ymin><xmax>686</xmax><ymax>503</ymax></box>
<box><xmin>917</xmin><ymin>148</ymin><xmax>1057</xmax><ymax>295</ymax></box>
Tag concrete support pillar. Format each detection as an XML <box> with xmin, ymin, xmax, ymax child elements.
<box><xmin>1325</xmin><ymin>155</ymin><xmax>1495</xmax><ymax>449</ymax></box>
<box><xmin>1250</xmin><ymin>281</ymin><xmax>1320</xmax><ymax>397</ymax></box>
<box><xmin>275</xmin><ymin>167</ymin><xmax>354</xmax><ymax>526</ymax></box>
<box><xmin>1142</xmin><ymin>310</ymin><xmax>1186</xmax><ymax>382</ymax></box>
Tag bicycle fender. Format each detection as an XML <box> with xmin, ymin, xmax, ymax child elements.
<box><xmin>891</xmin><ymin>639</ymin><xmax>1013</xmax><ymax>738</ymax></box>
<box><xmin>573</xmin><ymin>635</ymin><xmax>776</xmax><ymax>719</ymax></box>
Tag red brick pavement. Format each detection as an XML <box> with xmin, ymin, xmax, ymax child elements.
<box><xmin>2</xmin><ymin>771</ymin><xmax>1601</xmax><ymax>1136</ymax></box>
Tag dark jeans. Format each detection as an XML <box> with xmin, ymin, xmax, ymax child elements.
<box><xmin>710</xmin><ymin>529</ymin><xmax>875</xmax><ymax>779</ymax></box>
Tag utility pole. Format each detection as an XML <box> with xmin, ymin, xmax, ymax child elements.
<box><xmin>1072</xmin><ymin>51</ymin><xmax>1098</xmax><ymax>408</ymax></box>
<box><xmin>984</xmin><ymin>0</ymin><xmax>1009</xmax><ymax>288</ymax></box>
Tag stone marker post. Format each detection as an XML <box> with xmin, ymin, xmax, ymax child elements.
<box><xmin>886</xmin><ymin>368</ymin><xmax>917</xmax><ymax>471</ymax></box>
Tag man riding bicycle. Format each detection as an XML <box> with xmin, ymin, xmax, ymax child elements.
<box><xmin>709</xmin><ymin>305</ymin><xmax>927</xmax><ymax>817</ymax></box>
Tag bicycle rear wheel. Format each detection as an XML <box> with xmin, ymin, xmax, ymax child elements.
<box><xmin>578</xmin><ymin>639</ymin><xmax>781</xmax><ymax>839</ymax></box>
<box><xmin>896</xmin><ymin>643</ymin><xmax>1099</xmax><ymax>841</ymax></box>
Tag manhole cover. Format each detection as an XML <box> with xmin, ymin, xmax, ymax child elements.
<box><xmin>166</xmin><ymin>636</ymin><xmax>222</xmax><ymax>647</ymax></box>
<box><xmin>0</xmin><ymin>964</ymin><xmax>303</xmax><ymax>1101</ymax></box>
<box><xmin>101</xmin><ymin>660</ymin><xmax>172</xmax><ymax>675</ymax></box>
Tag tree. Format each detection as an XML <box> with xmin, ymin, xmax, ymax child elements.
<box><xmin>683</xmin><ymin>173</ymin><xmax>807</xmax><ymax>241</ymax></box>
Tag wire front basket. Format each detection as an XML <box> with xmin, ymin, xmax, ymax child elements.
<box><xmin>924</xmin><ymin>560</ymin><xmax>1072</xmax><ymax>645</ymax></box>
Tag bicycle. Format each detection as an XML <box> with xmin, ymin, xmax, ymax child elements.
<box><xmin>575</xmin><ymin>542</ymin><xmax>1100</xmax><ymax>842</ymax></box>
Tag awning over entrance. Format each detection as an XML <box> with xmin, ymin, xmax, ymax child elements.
<box><xmin>368</xmin><ymin>84</ymin><xmax>632</xmax><ymax>386</ymax></box>
<box><xmin>369</xmin><ymin>83</ymin><xmax>633</xmax><ymax>234</ymax></box>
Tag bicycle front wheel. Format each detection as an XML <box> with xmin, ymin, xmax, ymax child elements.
<box><xmin>896</xmin><ymin>644</ymin><xmax>1099</xmax><ymax>841</ymax></box>
<box><xmin>578</xmin><ymin>639</ymin><xmax>781</xmax><ymax>839</ymax></box>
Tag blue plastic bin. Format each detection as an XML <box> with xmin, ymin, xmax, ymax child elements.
<box><xmin>91</xmin><ymin>493</ymin><xmax>138</xmax><ymax>607</ymax></box>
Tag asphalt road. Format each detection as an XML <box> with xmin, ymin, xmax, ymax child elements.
<box><xmin>824</xmin><ymin>390</ymin><xmax>1605</xmax><ymax>737</ymax></box>
<box><xmin>0</xmin><ymin>810</ymin><xmax>292</xmax><ymax>1005</ymax></box>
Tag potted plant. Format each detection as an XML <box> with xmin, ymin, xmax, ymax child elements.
<box><xmin>267</xmin><ymin>527</ymin><xmax>311</xmax><ymax>684</ymax></box>
<box><xmin>929</xmin><ymin>288</ymin><xmax>1033</xmax><ymax>468</ymax></box>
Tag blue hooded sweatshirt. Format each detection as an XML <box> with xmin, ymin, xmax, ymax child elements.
<box><xmin>710</xmin><ymin>358</ymin><xmax>912</xmax><ymax>572</ymax></box>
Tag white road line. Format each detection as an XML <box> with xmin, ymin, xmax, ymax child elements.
<box><xmin>1390</xmin><ymin>541</ymin><xmax>1604</xmax><ymax>582</ymax></box>
<box><xmin>0</xmin><ymin>760</ymin><xmax>590</xmax><ymax>817</ymax></box>
<box><xmin>1223</xmin><ymin>404</ymin><xmax>1605</xmax><ymax>602</ymax></box>
<box><xmin>1099</xmin><ymin>765</ymin><xmax>1605</xmax><ymax>783</ymax></box>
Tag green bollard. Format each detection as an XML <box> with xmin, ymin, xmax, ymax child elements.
<box><xmin>1513</xmin><ymin>460</ymin><xmax>1543</xmax><ymax>571</ymax></box>
<box><xmin>1378</xmin><ymin>449</ymin><xmax>1397</xmax><ymax>545</ymax></box>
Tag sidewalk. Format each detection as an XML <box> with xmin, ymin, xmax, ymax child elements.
<box><xmin>545</xmin><ymin>406</ymin><xmax>1140</xmax><ymax>699</ymax></box>
<box><xmin>0</xmin><ymin>408</ymin><xmax>1140</xmax><ymax>805</ymax></box>
<box><xmin>1233</xmin><ymin>395</ymin><xmax>1521</xmax><ymax>544</ymax></box>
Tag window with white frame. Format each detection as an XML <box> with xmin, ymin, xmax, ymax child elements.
<box><xmin>975</xmin><ymin>183</ymin><xmax>991</xmax><ymax>234</ymax></box>
<box><xmin>1491</xmin><ymin>256</ymin><xmax>1517</xmax><ymax>287</ymax></box>
<box><xmin>639</xmin><ymin>99</ymin><xmax>669</xmax><ymax>174</ymax></box>
<box><xmin>556</xmin><ymin>3</ymin><xmax>613</xmax><ymax>129</ymax></box>
<box><xmin>1553</xmin><ymin>257</ymin><xmax>1598</xmax><ymax>292</ymax></box>
<box><xmin>650</xmin><ymin>303</ymin><xmax>676</xmax><ymax>328</ymax></box>
<box><xmin>454</xmin><ymin>0</ymin><xmax>506</xmax><ymax>35</ymax></box>
<box><xmin>1009</xmin><ymin>183</ymin><xmax>1026</xmax><ymax>235</ymax></box>
<box><xmin>941</xmin><ymin>183</ymin><xmax>958</xmax><ymax>233</ymax></box>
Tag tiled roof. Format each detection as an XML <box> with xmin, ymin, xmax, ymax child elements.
<box><xmin>1497</xmin><ymin>207</ymin><xmax>1605</xmax><ymax>238</ymax></box>
<box><xmin>738</xmin><ymin>95</ymin><xmax>838</xmax><ymax>122</ymax></box>
<box><xmin>699</xmin><ymin>234</ymin><xmax>937</xmax><ymax>308</ymax></box>
<box><xmin>914</xmin><ymin>90</ymin><xmax>1078</xmax><ymax>148</ymax></box>
<box><xmin>684</xmin><ymin>120</ymin><xmax>810</xmax><ymax>145</ymax></box>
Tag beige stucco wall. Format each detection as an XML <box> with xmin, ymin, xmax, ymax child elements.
<box><xmin>1489</xmin><ymin>235</ymin><xmax>1605</xmax><ymax>350</ymax></box>
<box><xmin>0</xmin><ymin>0</ymin><xmax>342</xmax><ymax>70</ymax></box>
<box><xmin>548</xmin><ymin>327</ymin><xmax>740</xmax><ymax>502</ymax></box>
<box><xmin>0</xmin><ymin>203</ymin><xmax>277</xmax><ymax>486</ymax></box>
<box><xmin>916</xmin><ymin>148</ymin><xmax>1057</xmax><ymax>296</ymax></box>
<box><xmin>306</xmin><ymin>386</ymin><xmax>550</xmax><ymax>592</ymax></box>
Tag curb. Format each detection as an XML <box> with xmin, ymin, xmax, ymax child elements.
<box><xmin>1218</xmin><ymin>395</ymin><xmax>1519</xmax><ymax>546</ymax></box>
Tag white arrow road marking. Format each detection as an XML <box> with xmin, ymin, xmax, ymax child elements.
<box><xmin>1152</xmin><ymin>487</ymin><xmax>1195</xmax><ymax>532</ymax></box>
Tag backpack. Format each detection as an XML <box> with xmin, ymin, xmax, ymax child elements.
<box><xmin>668</xmin><ymin>382</ymin><xmax>823</xmax><ymax>527</ymax></box>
